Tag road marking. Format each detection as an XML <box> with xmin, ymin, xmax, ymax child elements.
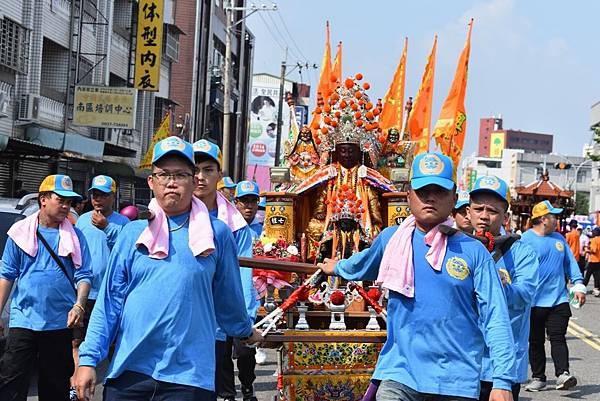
<box><xmin>568</xmin><ymin>321</ymin><xmax>600</xmax><ymax>351</ymax></box>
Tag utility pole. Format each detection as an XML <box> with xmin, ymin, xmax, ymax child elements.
<box><xmin>274</xmin><ymin>53</ymin><xmax>287</xmax><ymax>167</ymax></box>
<box><xmin>222</xmin><ymin>2</ymin><xmax>277</xmax><ymax>175</ymax></box>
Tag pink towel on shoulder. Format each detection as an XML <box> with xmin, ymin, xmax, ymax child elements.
<box><xmin>216</xmin><ymin>191</ymin><xmax>248</xmax><ymax>232</ymax></box>
<box><xmin>377</xmin><ymin>214</ymin><xmax>452</xmax><ymax>298</ymax></box>
<box><xmin>136</xmin><ymin>197</ymin><xmax>215</xmax><ymax>259</ymax></box>
<box><xmin>7</xmin><ymin>211</ymin><xmax>83</xmax><ymax>268</ymax></box>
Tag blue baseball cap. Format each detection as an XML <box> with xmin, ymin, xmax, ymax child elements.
<box><xmin>222</xmin><ymin>176</ymin><xmax>236</xmax><ymax>189</ymax></box>
<box><xmin>455</xmin><ymin>190</ymin><xmax>470</xmax><ymax>210</ymax></box>
<box><xmin>258</xmin><ymin>196</ymin><xmax>267</xmax><ymax>209</ymax></box>
<box><xmin>152</xmin><ymin>136</ymin><xmax>195</xmax><ymax>167</ymax></box>
<box><xmin>89</xmin><ymin>175</ymin><xmax>116</xmax><ymax>193</ymax></box>
<box><xmin>193</xmin><ymin>139</ymin><xmax>223</xmax><ymax>169</ymax></box>
<box><xmin>470</xmin><ymin>175</ymin><xmax>511</xmax><ymax>205</ymax></box>
<box><xmin>39</xmin><ymin>174</ymin><xmax>82</xmax><ymax>199</ymax></box>
<box><xmin>235</xmin><ymin>180</ymin><xmax>260</xmax><ymax>198</ymax></box>
<box><xmin>410</xmin><ymin>152</ymin><xmax>455</xmax><ymax>190</ymax></box>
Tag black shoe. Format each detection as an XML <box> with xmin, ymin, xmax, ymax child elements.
<box><xmin>241</xmin><ymin>385</ymin><xmax>257</xmax><ymax>401</ymax></box>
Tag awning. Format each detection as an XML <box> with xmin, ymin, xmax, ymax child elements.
<box><xmin>104</xmin><ymin>142</ymin><xmax>137</xmax><ymax>158</ymax></box>
<box><xmin>0</xmin><ymin>134</ymin><xmax>61</xmax><ymax>157</ymax></box>
<box><xmin>25</xmin><ymin>127</ymin><xmax>105</xmax><ymax>162</ymax></box>
<box><xmin>94</xmin><ymin>160</ymin><xmax>136</xmax><ymax>177</ymax></box>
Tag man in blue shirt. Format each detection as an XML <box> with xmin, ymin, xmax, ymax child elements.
<box><xmin>521</xmin><ymin>200</ymin><xmax>586</xmax><ymax>392</ymax></box>
<box><xmin>453</xmin><ymin>190</ymin><xmax>473</xmax><ymax>233</ymax></box>
<box><xmin>320</xmin><ymin>152</ymin><xmax>516</xmax><ymax>401</ymax></box>
<box><xmin>74</xmin><ymin>137</ymin><xmax>261</xmax><ymax>401</ymax></box>
<box><xmin>193</xmin><ymin>139</ymin><xmax>259</xmax><ymax>401</ymax></box>
<box><xmin>469</xmin><ymin>176</ymin><xmax>539</xmax><ymax>401</ymax></box>
<box><xmin>0</xmin><ymin>175</ymin><xmax>93</xmax><ymax>401</ymax></box>
<box><xmin>74</xmin><ymin>176</ymin><xmax>129</xmax><ymax>359</ymax></box>
<box><xmin>234</xmin><ymin>180</ymin><xmax>263</xmax><ymax>239</ymax></box>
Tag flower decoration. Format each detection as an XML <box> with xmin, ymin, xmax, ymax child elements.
<box><xmin>252</xmin><ymin>237</ymin><xmax>300</xmax><ymax>262</ymax></box>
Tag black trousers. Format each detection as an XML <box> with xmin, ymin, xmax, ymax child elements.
<box><xmin>0</xmin><ymin>328</ymin><xmax>74</xmax><ymax>401</ymax></box>
<box><xmin>215</xmin><ymin>337</ymin><xmax>256</xmax><ymax>398</ymax></box>
<box><xmin>478</xmin><ymin>381</ymin><xmax>520</xmax><ymax>401</ymax></box>
<box><xmin>583</xmin><ymin>262</ymin><xmax>600</xmax><ymax>288</ymax></box>
<box><xmin>529</xmin><ymin>303</ymin><xmax>572</xmax><ymax>381</ymax></box>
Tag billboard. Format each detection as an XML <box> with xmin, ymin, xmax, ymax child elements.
<box><xmin>73</xmin><ymin>86</ymin><xmax>137</xmax><ymax>129</ymax></box>
<box><xmin>134</xmin><ymin>0</ymin><xmax>164</xmax><ymax>91</ymax></box>
<box><xmin>490</xmin><ymin>131</ymin><xmax>506</xmax><ymax>158</ymax></box>
<box><xmin>246</xmin><ymin>83</ymin><xmax>290</xmax><ymax>190</ymax></box>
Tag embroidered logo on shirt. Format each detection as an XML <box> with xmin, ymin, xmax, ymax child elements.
<box><xmin>498</xmin><ymin>268</ymin><xmax>512</xmax><ymax>284</ymax></box>
<box><xmin>555</xmin><ymin>241</ymin><xmax>564</xmax><ymax>252</ymax></box>
<box><xmin>446</xmin><ymin>257</ymin><xmax>470</xmax><ymax>280</ymax></box>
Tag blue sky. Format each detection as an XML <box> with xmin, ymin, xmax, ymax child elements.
<box><xmin>246</xmin><ymin>0</ymin><xmax>600</xmax><ymax>159</ymax></box>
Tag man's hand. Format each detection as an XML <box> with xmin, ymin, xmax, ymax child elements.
<box><xmin>67</xmin><ymin>305</ymin><xmax>84</xmax><ymax>328</ymax></box>
<box><xmin>489</xmin><ymin>389</ymin><xmax>513</xmax><ymax>401</ymax></box>
<box><xmin>75</xmin><ymin>366</ymin><xmax>97</xmax><ymax>401</ymax></box>
<box><xmin>243</xmin><ymin>327</ymin><xmax>263</xmax><ymax>345</ymax></box>
<box><xmin>91</xmin><ymin>210</ymin><xmax>108</xmax><ymax>229</ymax></box>
<box><xmin>317</xmin><ymin>258</ymin><xmax>338</xmax><ymax>275</ymax></box>
<box><xmin>574</xmin><ymin>291</ymin><xmax>586</xmax><ymax>307</ymax></box>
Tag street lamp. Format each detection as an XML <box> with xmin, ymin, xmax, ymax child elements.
<box><xmin>571</xmin><ymin>158</ymin><xmax>592</xmax><ymax>207</ymax></box>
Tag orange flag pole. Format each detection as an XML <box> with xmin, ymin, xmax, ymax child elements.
<box><xmin>310</xmin><ymin>22</ymin><xmax>333</xmax><ymax>132</ymax></box>
<box><xmin>433</xmin><ymin>19</ymin><xmax>473</xmax><ymax>169</ymax></box>
<box><xmin>331</xmin><ymin>41</ymin><xmax>342</xmax><ymax>90</ymax></box>
<box><xmin>380</xmin><ymin>37</ymin><xmax>408</xmax><ymax>142</ymax></box>
<box><xmin>407</xmin><ymin>35</ymin><xmax>437</xmax><ymax>155</ymax></box>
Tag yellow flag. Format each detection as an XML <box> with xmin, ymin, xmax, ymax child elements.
<box><xmin>380</xmin><ymin>37</ymin><xmax>408</xmax><ymax>137</ymax></box>
<box><xmin>138</xmin><ymin>113</ymin><xmax>171</xmax><ymax>170</ymax></box>
<box><xmin>433</xmin><ymin>20</ymin><xmax>473</xmax><ymax>171</ymax></box>
<box><xmin>407</xmin><ymin>36</ymin><xmax>437</xmax><ymax>154</ymax></box>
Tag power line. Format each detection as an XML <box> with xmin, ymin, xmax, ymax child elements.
<box><xmin>275</xmin><ymin>9</ymin><xmax>309</xmax><ymax>62</ymax></box>
<box><xmin>265</xmin><ymin>11</ymin><xmax>302</xmax><ymax>61</ymax></box>
<box><xmin>257</xmin><ymin>11</ymin><xmax>287</xmax><ymax>54</ymax></box>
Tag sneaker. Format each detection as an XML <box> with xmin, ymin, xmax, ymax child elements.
<box><xmin>255</xmin><ymin>347</ymin><xmax>267</xmax><ymax>365</ymax></box>
<box><xmin>241</xmin><ymin>385</ymin><xmax>257</xmax><ymax>401</ymax></box>
<box><xmin>556</xmin><ymin>372</ymin><xmax>577</xmax><ymax>390</ymax></box>
<box><xmin>592</xmin><ymin>288</ymin><xmax>600</xmax><ymax>297</ymax></box>
<box><xmin>69</xmin><ymin>386</ymin><xmax>79</xmax><ymax>401</ymax></box>
<box><xmin>525</xmin><ymin>378</ymin><xmax>546</xmax><ymax>392</ymax></box>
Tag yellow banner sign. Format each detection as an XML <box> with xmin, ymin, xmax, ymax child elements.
<box><xmin>138</xmin><ymin>113</ymin><xmax>170</xmax><ymax>170</ymax></box>
<box><xmin>134</xmin><ymin>0</ymin><xmax>164</xmax><ymax>91</ymax></box>
<box><xmin>73</xmin><ymin>86</ymin><xmax>137</xmax><ymax>129</ymax></box>
<box><xmin>490</xmin><ymin>131</ymin><xmax>505</xmax><ymax>158</ymax></box>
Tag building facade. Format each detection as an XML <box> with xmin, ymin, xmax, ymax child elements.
<box><xmin>589</xmin><ymin>100</ymin><xmax>600</xmax><ymax>212</ymax></box>
<box><xmin>0</xmin><ymin>0</ymin><xmax>188</xmax><ymax>205</ymax></box>
<box><xmin>478</xmin><ymin>116</ymin><xmax>553</xmax><ymax>157</ymax></box>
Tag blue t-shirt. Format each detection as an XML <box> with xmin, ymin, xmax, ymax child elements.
<box><xmin>520</xmin><ymin>230</ymin><xmax>583</xmax><ymax>307</ymax></box>
<box><xmin>480</xmin><ymin>240</ymin><xmax>539</xmax><ymax>384</ymax></box>
<box><xmin>76</xmin><ymin>211</ymin><xmax>129</xmax><ymax>299</ymax></box>
<box><xmin>78</xmin><ymin>212</ymin><xmax>253</xmax><ymax>391</ymax></box>
<box><xmin>335</xmin><ymin>226</ymin><xmax>516</xmax><ymax>399</ymax></box>
<box><xmin>209</xmin><ymin>209</ymin><xmax>259</xmax><ymax>343</ymax></box>
<box><xmin>1</xmin><ymin>225</ymin><xmax>93</xmax><ymax>331</ymax></box>
<box><xmin>249</xmin><ymin>221</ymin><xmax>263</xmax><ymax>239</ymax></box>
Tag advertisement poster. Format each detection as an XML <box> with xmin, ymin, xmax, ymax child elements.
<box><xmin>246</xmin><ymin>83</ymin><xmax>290</xmax><ymax>191</ymax></box>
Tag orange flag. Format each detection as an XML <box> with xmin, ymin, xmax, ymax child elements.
<box><xmin>331</xmin><ymin>41</ymin><xmax>342</xmax><ymax>90</ymax></box>
<box><xmin>407</xmin><ymin>36</ymin><xmax>437</xmax><ymax>154</ymax></box>
<box><xmin>433</xmin><ymin>19</ymin><xmax>473</xmax><ymax>171</ymax></box>
<box><xmin>310</xmin><ymin>22</ymin><xmax>332</xmax><ymax>130</ymax></box>
<box><xmin>380</xmin><ymin>37</ymin><xmax>408</xmax><ymax>139</ymax></box>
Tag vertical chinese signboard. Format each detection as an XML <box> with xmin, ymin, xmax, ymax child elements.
<box><xmin>134</xmin><ymin>0</ymin><xmax>164</xmax><ymax>91</ymax></box>
<box><xmin>489</xmin><ymin>131</ymin><xmax>506</xmax><ymax>158</ymax></box>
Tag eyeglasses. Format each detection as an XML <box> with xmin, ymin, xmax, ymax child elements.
<box><xmin>152</xmin><ymin>171</ymin><xmax>194</xmax><ymax>184</ymax></box>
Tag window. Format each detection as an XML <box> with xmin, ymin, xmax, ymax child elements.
<box><xmin>0</xmin><ymin>18</ymin><xmax>29</xmax><ymax>74</ymax></box>
<box><xmin>577</xmin><ymin>170</ymin><xmax>589</xmax><ymax>183</ymax></box>
<box><xmin>163</xmin><ymin>26</ymin><xmax>179</xmax><ymax>62</ymax></box>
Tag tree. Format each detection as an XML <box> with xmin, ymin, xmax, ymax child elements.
<box><xmin>575</xmin><ymin>193</ymin><xmax>589</xmax><ymax>215</ymax></box>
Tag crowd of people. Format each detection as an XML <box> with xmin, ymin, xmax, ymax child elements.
<box><xmin>0</xmin><ymin>137</ymin><xmax>591</xmax><ymax>401</ymax></box>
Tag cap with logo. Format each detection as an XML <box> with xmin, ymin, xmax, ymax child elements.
<box><xmin>221</xmin><ymin>176</ymin><xmax>236</xmax><ymax>189</ymax></box>
<box><xmin>39</xmin><ymin>175</ymin><xmax>82</xmax><ymax>199</ymax></box>
<box><xmin>410</xmin><ymin>152</ymin><xmax>455</xmax><ymax>190</ymax></box>
<box><xmin>152</xmin><ymin>136</ymin><xmax>195</xmax><ymax>167</ymax></box>
<box><xmin>235</xmin><ymin>180</ymin><xmax>260</xmax><ymax>198</ymax></box>
<box><xmin>455</xmin><ymin>190</ymin><xmax>470</xmax><ymax>210</ymax></box>
<box><xmin>89</xmin><ymin>175</ymin><xmax>117</xmax><ymax>193</ymax></box>
<box><xmin>193</xmin><ymin>139</ymin><xmax>223</xmax><ymax>169</ymax></box>
<box><xmin>531</xmin><ymin>200</ymin><xmax>563</xmax><ymax>220</ymax></box>
<box><xmin>469</xmin><ymin>175</ymin><xmax>511</xmax><ymax>205</ymax></box>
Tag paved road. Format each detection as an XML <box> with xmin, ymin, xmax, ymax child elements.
<box><xmin>27</xmin><ymin>293</ymin><xmax>600</xmax><ymax>401</ymax></box>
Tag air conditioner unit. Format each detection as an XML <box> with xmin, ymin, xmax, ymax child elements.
<box><xmin>0</xmin><ymin>92</ymin><xmax>8</xmax><ymax>118</ymax></box>
<box><xmin>18</xmin><ymin>94</ymin><xmax>40</xmax><ymax>121</ymax></box>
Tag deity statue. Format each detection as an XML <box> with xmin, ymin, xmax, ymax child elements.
<box><xmin>287</xmin><ymin>125</ymin><xmax>320</xmax><ymax>183</ymax></box>
<box><xmin>291</xmin><ymin>74</ymin><xmax>396</xmax><ymax>260</ymax></box>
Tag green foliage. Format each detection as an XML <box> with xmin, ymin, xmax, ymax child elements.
<box><xmin>576</xmin><ymin>193</ymin><xmax>590</xmax><ymax>215</ymax></box>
